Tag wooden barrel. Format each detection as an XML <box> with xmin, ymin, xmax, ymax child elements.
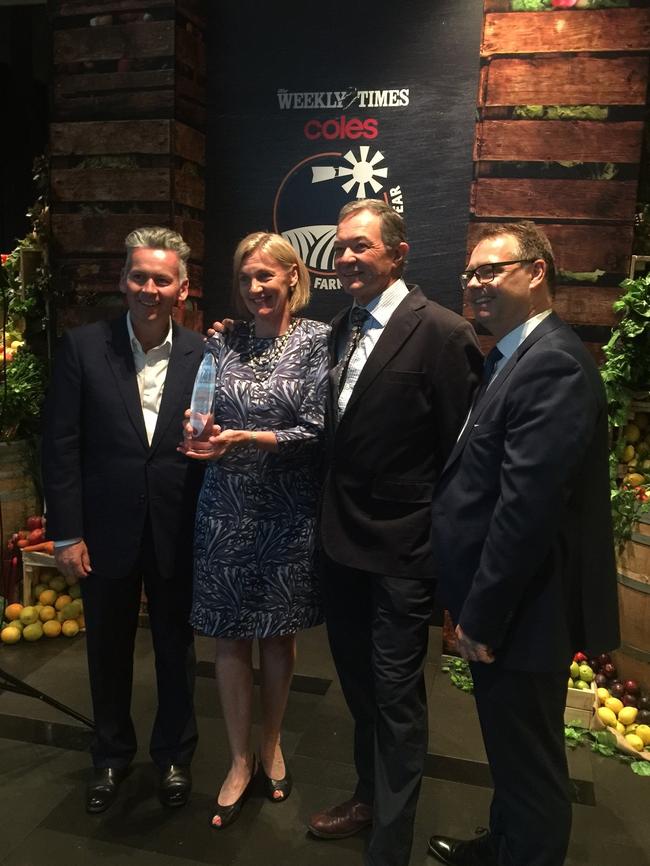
<box><xmin>0</xmin><ymin>440</ymin><xmax>41</xmax><ymax>544</ymax></box>
<box><xmin>615</xmin><ymin>513</ymin><xmax>650</xmax><ymax>687</ymax></box>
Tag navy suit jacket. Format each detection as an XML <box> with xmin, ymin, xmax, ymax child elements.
<box><xmin>320</xmin><ymin>286</ymin><xmax>482</xmax><ymax>578</ymax></box>
<box><xmin>432</xmin><ymin>313</ymin><xmax>620</xmax><ymax>671</ymax></box>
<box><xmin>42</xmin><ymin>314</ymin><xmax>205</xmax><ymax>581</ymax></box>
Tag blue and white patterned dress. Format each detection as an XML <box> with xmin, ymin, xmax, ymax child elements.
<box><xmin>190</xmin><ymin>318</ymin><xmax>329</xmax><ymax>639</ymax></box>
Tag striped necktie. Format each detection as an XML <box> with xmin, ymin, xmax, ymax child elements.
<box><xmin>336</xmin><ymin>306</ymin><xmax>370</xmax><ymax>393</ymax></box>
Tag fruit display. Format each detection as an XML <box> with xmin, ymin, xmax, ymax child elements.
<box><xmin>572</xmin><ymin>652</ymin><xmax>650</xmax><ymax>761</ymax></box>
<box><xmin>617</xmin><ymin>410</ymin><xmax>650</xmax><ymax>500</ymax></box>
<box><xmin>6</xmin><ymin>515</ymin><xmax>55</xmax><ymax>556</ymax></box>
<box><xmin>1</xmin><ymin>567</ymin><xmax>84</xmax><ymax>644</ymax></box>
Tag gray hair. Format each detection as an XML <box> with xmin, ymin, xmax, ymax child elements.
<box><xmin>337</xmin><ymin>199</ymin><xmax>407</xmax><ymax>275</ymax></box>
<box><xmin>124</xmin><ymin>226</ymin><xmax>190</xmax><ymax>281</ymax></box>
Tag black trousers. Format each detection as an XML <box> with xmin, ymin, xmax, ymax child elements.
<box><xmin>470</xmin><ymin>662</ymin><xmax>571</xmax><ymax>866</ymax></box>
<box><xmin>81</xmin><ymin>522</ymin><xmax>197</xmax><ymax>770</ymax></box>
<box><xmin>321</xmin><ymin>556</ymin><xmax>434</xmax><ymax>866</ymax></box>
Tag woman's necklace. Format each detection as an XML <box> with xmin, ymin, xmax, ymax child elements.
<box><xmin>244</xmin><ymin>318</ymin><xmax>299</xmax><ymax>381</ymax></box>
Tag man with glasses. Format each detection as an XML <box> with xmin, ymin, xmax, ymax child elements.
<box><xmin>427</xmin><ymin>222</ymin><xmax>619</xmax><ymax>866</ymax></box>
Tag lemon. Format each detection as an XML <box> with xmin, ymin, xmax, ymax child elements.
<box><xmin>618</xmin><ymin>706</ymin><xmax>638</xmax><ymax>726</ymax></box>
<box><xmin>1</xmin><ymin>626</ymin><xmax>21</xmax><ymax>644</ymax></box>
<box><xmin>624</xmin><ymin>734</ymin><xmax>644</xmax><ymax>752</ymax></box>
<box><xmin>23</xmin><ymin>622</ymin><xmax>43</xmax><ymax>641</ymax></box>
<box><xmin>597</xmin><ymin>707</ymin><xmax>618</xmax><ymax>727</ymax></box>
<box><xmin>42</xmin><ymin>620</ymin><xmax>62</xmax><ymax>638</ymax></box>
<box><xmin>623</xmin><ymin>444</ymin><xmax>636</xmax><ymax>463</ymax></box>
<box><xmin>19</xmin><ymin>606</ymin><xmax>39</xmax><ymax>625</ymax></box>
<box><xmin>39</xmin><ymin>605</ymin><xmax>56</xmax><ymax>622</ymax></box>
<box><xmin>38</xmin><ymin>589</ymin><xmax>57</xmax><ymax>607</ymax></box>
<box><xmin>625</xmin><ymin>423</ymin><xmax>641</xmax><ymax>443</ymax></box>
<box><xmin>616</xmin><ymin>721</ymin><xmax>626</xmax><ymax>734</ymax></box>
<box><xmin>4</xmin><ymin>603</ymin><xmax>23</xmax><ymax>622</ymax></box>
<box><xmin>48</xmin><ymin>575</ymin><xmax>66</xmax><ymax>592</ymax></box>
<box><xmin>62</xmin><ymin>620</ymin><xmax>79</xmax><ymax>637</ymax></box>
<box><xmin>55</xmin><ymin>594</ymin><xmax>72</xmax><ymax>611</ymax></box>
<box><xmin>635</xmin><ymin>724</ymin><xmax>650</xmax><ymax>746</ymax></box>
<box><xmin>604</xmin><ymin>697</ymin><xmax>624</xmax><ymax>715</ymax></box>
<box><xmin>625</xmin><ymin>724</ymin><xmax>638</xmax><ymax>735</ymax></box>
<box><xmin>596</xmin><ymin>687</ymin><xmax>610</xmax><ymax>704</ymax></box>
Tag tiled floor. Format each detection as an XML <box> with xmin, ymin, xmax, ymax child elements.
<box><xmin>0</xmin><ymin>625</ymin><xmax>648</xmax><ymax>866</ymax></box>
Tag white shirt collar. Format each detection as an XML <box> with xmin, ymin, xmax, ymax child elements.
<box><xmin>355</xmin><ymin>278</ymin><xmax>409</xmax><ymax>326</ymax></box>
<box><xmin>496</xmin><ymin>309</ymin><xmax>553</xmax><ymax>364</ymax></box>
<box><xmin>126</xmin><ymin>312</ymin><xmax>173</xmax><ymax>355</ymax></box>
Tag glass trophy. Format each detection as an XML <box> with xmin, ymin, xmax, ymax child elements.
<box><xmin>188</xmin><ymin>351</ymin><xmax>217</xmax><ymax>451</ymax></box>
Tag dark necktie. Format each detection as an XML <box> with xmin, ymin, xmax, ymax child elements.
<box><xmin>336</xmin><ymin>306</ymin><xmax>370</xmax><ymax>393</ymax></box>
<box><xmin>473</xmin><ymin>346</ymin><xmax>503</xmax><ymax>409</ymax></box>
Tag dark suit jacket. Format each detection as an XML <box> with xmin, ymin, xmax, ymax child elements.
<box><xmin>41</xmin><ymin>315</ymin><xmax>205</xmax><ymax>581</ymax></box>
<box><xmin>432</xmin><ymin>313</ymin><xmax>620</xmax><ymax>672</ymax></box>
<box><xmin>320</xmin><ymin>286</ymin><xmax>483</xmax><ymax>578</ymax></box>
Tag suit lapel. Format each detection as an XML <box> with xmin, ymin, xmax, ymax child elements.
<box><xmin>105</xmin><ymin>316</ymin><xmax>149</xmax><ymax>450</ymax></box>
<box><xmin>150</xmin><ymin>323</ymin><xmax>202</xmax><ymax>454</ymax></box>
<box><xmin>443</xmin><ymin>312</ymin><xmax>565</xmax><ymax>471</ymax></box>
<box><xmin>342</xmin><ymin>288</ymin><xmax>425</xmax><ymax>418</ymax></box>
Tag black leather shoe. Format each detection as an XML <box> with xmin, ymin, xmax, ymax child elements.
<box><xmin>427</xmin><ymin>829</ymin><xmax>497</xmax><ymax>866</ymax></box>
<box><xmin>159</xmin><ymin>764</ymin><xmax>192</xmax><ymax>807</ymax></box>
<box><xmin>86</xmin><ymin>767</ymin><xmax>128</xmax><ymax>814</ymax></box>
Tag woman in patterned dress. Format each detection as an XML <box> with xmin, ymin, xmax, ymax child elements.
<box><xmin>180</xmin><ymin>233</ymin><xmax>329</xmax><ymax>828</ymax></box>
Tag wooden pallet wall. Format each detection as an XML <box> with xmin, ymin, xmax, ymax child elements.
<box><xmin>466</xmin><ymin>0</ymin><xmax>650</xmax><ymax>357</ymax></box>
<box><xmin>48</xmin><ymin>0</ymin><xmax>206</xmax><ymax>331</ymax></box>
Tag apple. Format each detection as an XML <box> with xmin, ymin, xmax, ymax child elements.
<box><xmin>622</xmin><ymin>694</ymin><xmax>638</xmax><ymax>708</ymax></box>
<box><xmin>638</xmin><ymin>695</ymin><xmax>650</xmax><ymax>712</ymax></box>
<box><xmin>588</xmin><ymin>658</ymin><xmax>600</xmax><ymax>673</ymax></box>
<box><xmin>595</xmin><ymin>673</ymin><xmax>608</xmax><ymax>687</ymax></box>
<box><xmin>26</xmin><ymin>515</ymin><xmax>43</xmax><ymax>531</ymax></box>
<box><xmin>26</xmin><ymin>528</ymin><xmax>45</xmax><ymax>545</ymax></box>
<box><xmin>598</xmin><ymin>653</ymin><xmax>611</xmax><ymax>666</ymax></box>
<box><xmin>624</xmin><ymin>680</ymin><xmax>640</xmax><ymax>696</ymax></box>
<box><xmin>603</xmin><ymin>663</ymin><xmax>617</xmax><ymax>679</ymax></box>
<box><xmin>573</xmin><ymin>652</ymin><xmax>587</xmax><ymax>663</ymax></box>
<box><xmin>637</xmin><ymin>709</ymin><xmax>650</xmax><ymax>725</ymax></box>
<box><xmin>610</xmin><ymin>682</ymin><xmax>626</xmax><ymax>698</ymax></box>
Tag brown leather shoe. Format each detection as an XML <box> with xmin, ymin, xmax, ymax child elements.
<box><xmin>308</xmin><ymin>797</ymin><xmax>372</xmax><ymax>839</ymax></box>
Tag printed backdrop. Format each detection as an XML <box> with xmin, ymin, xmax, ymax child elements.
<box><xmin>204</xmin><ymin>0</ymin><xmax>483</xmax><ymax>323</ymax></box>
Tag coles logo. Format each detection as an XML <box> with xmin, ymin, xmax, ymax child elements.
<box><xmin>304</xmin><ymin>116</ymin><xmax>378</xmax><ymax>141</ymax></box>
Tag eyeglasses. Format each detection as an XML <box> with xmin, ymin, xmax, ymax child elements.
<box><xmin>459</xmin><ymin>259</ymin><xmax>534</xmax><ymax>290</ymax></box>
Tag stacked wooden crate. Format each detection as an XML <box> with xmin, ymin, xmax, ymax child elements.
<box><xmin>467</xmin><ymin>0</ymin><xmax>650</xmax><ymax>356</ymax></box>
<box><xmin>49</xmin><ymin>0</ymin><xmax>206</xmax><ymax>330</ymax></box>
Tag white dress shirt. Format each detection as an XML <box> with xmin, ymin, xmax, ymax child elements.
<box><xmin>490</xmin><ymin>309</ymin><xmax>553</xmax><ymax>381</ymax></box>
<box><xmin>126</xmin><ymin>312</ymin><xmax>174</xmax><ymax>445</ymax></box>
<box><xmin>337</xmin><ymin>278</ymin><xmax>409</xmax><ymax>417</ymax></box>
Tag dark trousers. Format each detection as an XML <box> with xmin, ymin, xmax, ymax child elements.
<box><xmin>81</xmin><ymin>524</ymin><xmax>197</xmax><ymax>770</ymax></box>
<box><xmin>470</xmin><ymin>662</ymin><xmax>571</xmax><ymax>866</ymax></box>
<box><xmin>321</xmin><ymin>556</ymin><xmax>434</xmax><ymax>866</ymax></box>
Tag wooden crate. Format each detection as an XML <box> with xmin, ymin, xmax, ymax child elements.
<box><xmin>49</xmin><ymin>2</ymin><xmax>206</xmax><ymax>332</ymax></box>
<box><xmin>564</xmin><ymin>682</ymin><xmax>596</xmax><ymax>729</ymax></box>
<box><xmin>466</xmin><ymin>2</ymin><xmax>650</xmax><ymax>351</ymax></box>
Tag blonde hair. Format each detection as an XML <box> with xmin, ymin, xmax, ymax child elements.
<box><xmin>232</xmin><ymin>232</ymin><xmax>311</xmax><ymax>317</ymax></box>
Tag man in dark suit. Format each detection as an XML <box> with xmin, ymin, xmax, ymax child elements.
<box><xmin>427</xmin><ymin>222</ymin><xmax>620</xmax><ymax>866</ymax></box>
<box><xmin>42</xmin><ymin>227</ymin><xmax>205</xmax><ymax>814</ymax></box>
<box><xmin>308</xmin><ymin>200</ymin><xmax>483</xmax><ymax>866</ymax></box>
